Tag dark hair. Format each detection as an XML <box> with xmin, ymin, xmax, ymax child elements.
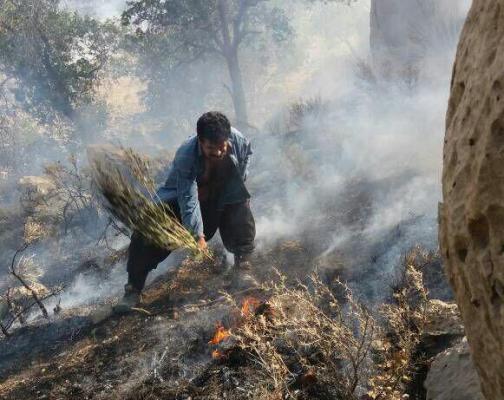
<box><xmin>197</xmin><ymin>111</ymin><xmax>231</xmax><ymax>143</ymax></box>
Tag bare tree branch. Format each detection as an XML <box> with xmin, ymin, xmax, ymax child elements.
<box><xmin>9</xmin><ymin>244</ymin><xmax>49</xmax><ymax>319</ymax></box>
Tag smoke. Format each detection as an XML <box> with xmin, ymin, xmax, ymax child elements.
<box><xmin>60</xmin><ymin>0</ymin><xmax>128</xmax><ymax>19</ymax></box>
<box><xmin>247</xmin><ymin>0</ymin><xmax>470</xmax><ymax>299</ymax></box>
<box><xmin>0</xmin><ymin>0</ymin><xmax>472</xmax><ymax>313</ymax></box>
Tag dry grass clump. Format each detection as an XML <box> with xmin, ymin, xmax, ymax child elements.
<box><xmin>227</xmin><ymin>251</ymin><xmax>431</xmax><ymax>400</ymax></box>
<box><xmin>88</xmin><ymin>146</ymin><xmax>207</xmax><ymax>258</ymax></box>
<box><xmin>232</xmin><ymin>273</ymin><xmax>377</xmax><ymax>399</ymax></box>
<box><xmin>1</xmin><ymin>242</ymin><xmax>62</xmax><ymax>337</ymax></box>
<box><xmin>367</xmin><ymin>251</ymin><xmax>429</xmax><ymax>400</ymax></box>
<box><xmin>17</xmin><ymin>154</ymin><xmax>100</xmax><ymax>238</ymax></box>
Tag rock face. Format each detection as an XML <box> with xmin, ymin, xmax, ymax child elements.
<box><xmin>439</xmin><ymin>1</ymin><xmax>504</xmax><ymax>399</ymax></box>
<box><xmin>425</xmin><ymin>339</ymin><xmax>484</xmax><ymax>400</ymax></box>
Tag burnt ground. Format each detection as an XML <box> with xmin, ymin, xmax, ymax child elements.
<box><xmin>0</xmin><ymin>240</ymin><xmax>320</xmax><ymax>400</ymax></box>
<box><xmin>0</xmin><ymin>230</ymin><xmax>454</xmax><ymax>400</ymax></box>
<box><xmin>0</xmin><ymin>260</ymin><xmax>232</xmax><ymax>399</ymax></box>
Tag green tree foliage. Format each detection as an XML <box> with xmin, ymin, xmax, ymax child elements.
<box><xmin>0</xmin><ymin>0</ymin><xmax>119</xmax><ymax>120</ymax></box>
<box><xmin>122</xmin><ymin>0</ymin><xmax>293</xmax><ymax>126</ymax></box>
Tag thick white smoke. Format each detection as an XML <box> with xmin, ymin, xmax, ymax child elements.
<box><xmin>1</xmin><ymin>0</ymin><xmax>472</xmax><ymax>311</ymax></box>
<box><xmin>249</xmin><ymin>0</ymin><xmax>470</xmax><ymax>299</ymax></box>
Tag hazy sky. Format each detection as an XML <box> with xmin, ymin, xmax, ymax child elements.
<box><xmin>61</xmin><ymin>0</ymin><xmax>128</xmax><ymax>18</ymax></box>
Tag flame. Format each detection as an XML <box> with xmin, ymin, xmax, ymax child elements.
<box><xmin>241</xmin><ymin>297</ymin><xmax>261</xmax><ymax>317</ymax></box>
<box><xmin>212</xmin><ymin>349</ymin><xmax>223</xmax><ymax>359</ymax></box>
<box><xmin>209</xmin><ymin>323</ymin><xmax>230</xmax><ymax>345</ymax></box>
<box><xmin>208</xmin><ymin>298</ymin><xmax>263</xmax><ymax>360</ymax></box>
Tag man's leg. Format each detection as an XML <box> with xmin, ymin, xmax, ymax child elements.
<box><xmin>126</xmin><ymin>232</ymin><xmax>172</xmax><ymax>292</ymax></box>
<box><xmin>116</xmin><ymin>200</ymin><xmax>179</xmax><ymax>313</ymax></box>
<box><xmin>219</xmin><ymin>201</ymin><xmax>256</xmax><ymax>287</ymax></box>
<box><xmin>127</xmin><ymin>200</ymin><xmax>220</xmax><ymax>293</ymax></box>
<box><xmin>200</xmin><ymin>200</ymin><xmax>220</xmax><ymax>241</ymax></box>
<box><xmin>219</xmin><ymin>201</ymin><xmax>256</xmax><ymax>258</ymax></box>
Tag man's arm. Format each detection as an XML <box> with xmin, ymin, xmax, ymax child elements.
<box><xmin>173</xmin><ymin>157</ymin><xmax>204</xmax><ymax>239</ymax></box>
<box><xmin>240</xmin><ymin>138</ymin><xmax>253</xmax><ymax>182</ymax></box>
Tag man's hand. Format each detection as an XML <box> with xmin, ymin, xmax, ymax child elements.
<box><xmin>197</xmin><ymin>236</ymin><xmax>208</xmax><ymax>251</ymax></box>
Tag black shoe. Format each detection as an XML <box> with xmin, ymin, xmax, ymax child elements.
<box><xmin>113</xmin><ymin>284</ymin><xmax>141</xmax><ymax>314</ymax></box>
<box><xmin>211</xmin><ymin>253</ymin><xmax>233</xmax><ymax>275</ymax></box>
<box><xmin>232</xmin><ymin>255</ymin><xmax>258</xmax><ymax>289</ymax></box>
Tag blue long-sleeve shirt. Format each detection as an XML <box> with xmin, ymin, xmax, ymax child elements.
<box><xmin>156</xmin><ymin>128</ymin><xmax>252</xmax><ymax>237</ymax></box>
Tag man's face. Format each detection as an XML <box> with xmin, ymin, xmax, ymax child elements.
<box><xmin>199</xmin><ymin>138</ymin><xmax>229</xmax><ymax>160</ymax></box>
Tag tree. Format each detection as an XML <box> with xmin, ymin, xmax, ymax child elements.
<box><xmin>0</xmin><ymin>0</ymin><xmax>119</xmax><ymax>120</ymax></box>
<box><xmin>122</xmin><ymin>0</ymin><xmax>292</xmax><ymax>127</ymax></box>
<box><xmin>369</xmin><ymin>0</ymin><xmax>466</xmax><ymax>84</ymax></box>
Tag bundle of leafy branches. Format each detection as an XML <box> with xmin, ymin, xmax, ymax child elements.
<box><xmin>88</xmin><ymin>146</ymin><xmax>206</xmax><ymax>258</ymax></box>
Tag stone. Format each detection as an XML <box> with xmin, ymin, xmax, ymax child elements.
<box><xmin>439</xmin><ymin>1</ymin><xmax>504</xmax><ymax>399</ymax></box>
<box><xmin>424</xmin><ymin>300</ymin><xmax>464</xmax><ymax>337</ymax></box>
<box><xmin>425</xmin><ymin>338</ymin><xmax>484</xmax><ymax>400</ymax></box>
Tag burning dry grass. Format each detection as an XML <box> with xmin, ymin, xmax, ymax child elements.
<box><xmin>228</xmin><ymin>274</ymin><xmax>376</xmax><ymax>399</ymax></box>
<box><xmin>0</xmin><ymin>246</ymin><xmax>438</xmax><ymax>400</ymax></box>
<box><xmin>204</xmin><ymin>250</ymin><xmax>433</xmax><ymax>400</ymax></box>
<box><xmin>88</xmin><ymin>146</ymin><xmax>208</xmax><ymax>258</ymax></box>
<box><xmin>115</xmin><ymin>252</ymin><xmax>433</xmax><ymax>400</ymax></box>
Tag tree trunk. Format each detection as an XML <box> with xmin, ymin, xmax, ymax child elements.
<box><xmin>217</xmin><ymin>0</ymin><xmax>249</xmax><ymax>127</ymax></box>
<box><xmin>370</xmin><ymin>0</ymin><xmax>466</xmax><ymax>82</ymax></box>
<box><xmin>224</xmin><ymin>49</ymin><xmax>248</xmax><ymax>127</ymax></box>
<box><xmin>37</xmin><ymin>29</ymin><xmax>75</xmax><ymax>120</ymax></box>
<box><xmin>439</xmin><ymin>1</ymin><xmax>504</xmax><ymax>399</ymax></box>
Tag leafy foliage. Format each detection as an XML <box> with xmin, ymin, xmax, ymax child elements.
<box><xmin>122</xmin><ymin>0</ymin><xmax>293</xmax><ymax>63</ymax></box>
<box><xmin>0</xmin><ymin>0</ymin><xmax>119</xmax><ymax>119</ymax></box>
<box><xmin>122</xmin><ymin>0</ymin><xmax>293</xmax><ymax>122</ymax></box>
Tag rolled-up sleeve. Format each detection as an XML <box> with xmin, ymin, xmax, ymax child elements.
<box><xmin>240</xmin><ymin>139</ymin><xmax>253</xmax><ymax>182</ymax></box>
<box><xmin>174</xmin><ymin>159</ymin><xmax>204</xmax><ymax>238</ymax></box>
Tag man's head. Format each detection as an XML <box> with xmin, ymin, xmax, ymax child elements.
<box><xmin>197</xmin><ymin>111</ymin><xmax>231</xmax><ymax>160</ymax></box>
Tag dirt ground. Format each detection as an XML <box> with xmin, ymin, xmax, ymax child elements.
<box><xmin>0</xmin><ymin>241</ymin><xmax>321</xmax><ymax>400</ymax></box>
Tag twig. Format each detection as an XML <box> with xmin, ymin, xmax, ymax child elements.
<box><xmin>0</xmin><ymin>322</ymin><xmax>9</xmax><ymax>337</ymax></box>
<box><xmin>177</xmin><ymin>286</ymin><xmax>269</xmax><ymax>310</ymax></box>
<box><xmin>1</xmin><ymin>288</ymin><xmax>64</xmax><ymax>334</ymax></box>
<box><xmin>131</xmin><ymin>307</ymin><xmax>152</xmax><ymax>315</ymax></box>
<box><xmin>9</xmin><ymin>246</ymin><xmax>49</xmax><ymax>319</ymax></box>
<box><xmin>2</xmin><ymin>286</ymin><xmax>64</xmax><ymax>337</ymax></box>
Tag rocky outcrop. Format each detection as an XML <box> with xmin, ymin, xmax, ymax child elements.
<box><xmin>425</xmin><ymin>338</ymin><xmax>484</xmax><ymax>400</ymax></box>
<box><xmin>424</xmin><ymin>300</ymin><xmax>464</xmax><ymax>337</ymax></box>
<box><xmin>439</xmin><ymin>1</ymin><xmax>504</xmax><ymax>399</ymax></box>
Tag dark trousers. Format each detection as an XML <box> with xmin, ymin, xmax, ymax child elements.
<box><xmin>126</xmin><ymin>200</ymin><xmax>256</xmax><ymax>291</ymax></box>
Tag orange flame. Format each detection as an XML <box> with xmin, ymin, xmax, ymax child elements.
<box><xmin>241</xmin><ymin>297</ymin><xmax>261</xmax><ymax>317</ymax></box>
<box><xmin>208</xmin><ymin>298</ymin><xmax>263</xmax><ymax>359</ymax></box>
<box><xmin>209</xmin><ymin>323</ymin><xmax>230</xmax><ymax>345</ymax></box>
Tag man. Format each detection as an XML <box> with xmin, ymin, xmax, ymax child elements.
<box><xmin>115</xmin><ymin>112</ymin><xmax>256</xmax><ymax>312</ymax></box>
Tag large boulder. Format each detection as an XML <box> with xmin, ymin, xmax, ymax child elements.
<box><xmin>439</xmin><ymin>1</ymin><xmax>504</xmax><ymax>399</ymax></box>
<box><xmin>425</xmin><ymin>338</ymin><xmax>484</xmax><ymax>400</ymax></box>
